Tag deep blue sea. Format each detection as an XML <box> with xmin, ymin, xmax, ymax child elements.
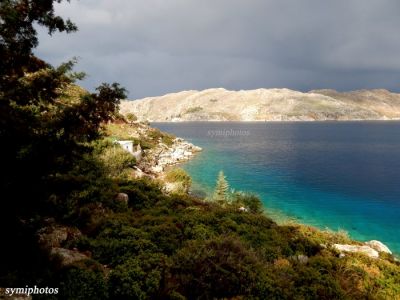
<box><xmin>153</xmin><ymin>122</ymin><xmax>400</xmax><ymax>254</ymax></box>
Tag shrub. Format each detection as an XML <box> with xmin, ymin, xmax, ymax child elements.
<box><xmin>147</xmin><ymin>128</ymin><xmax>175</xmax><ymax>146</ymax></box>
<box><xmin>164</xmin><ymin>168</ymin><xmax>192</xmax><ymax>194</ymax></box>
<box><xmin>99</xmin><ymin>146</ymin><xmax>136</xmax><ymax>179</ymax></box>
<box><xmin>171</xmin><ymin>237</ymin><xmax>276</xmax><ymax>299</ymax></box>
<box><xmin>58</xmin><ymin>266</ymin><xmax>108</xmax><ymax>300</ymax></box>
<box><xmin>125</xmin><ymin>113</ymin><xmax>138</xmax><ymax>124</ymax></box>
<box><xmin>232</xmin><ymin>192</ymin><xmax>263</xmax><ymax>213</ymax></box>
<box><xmin>118</xmin><ymin>178</ymin><xmax>165</xmax><ymax>209</ymax></box>
<box><xmin>108</xmin><ymin>253</ymin><xmax>170</xmax><ymax>300</ymax></box>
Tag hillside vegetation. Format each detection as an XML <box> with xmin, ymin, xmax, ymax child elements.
<box><xmin>2</xmin><ymin>105</ymin><xmax>400</xmax><ymax>298</ymax></box>
<box><xmin>1</xmin><ymin>2</ymin><xmax>400</xmax><ymax>299</ymax></box>
<box><xmin>120</xmin><ymin>88</ymin><xmax>400</xmax><ymax>121</ymax></box>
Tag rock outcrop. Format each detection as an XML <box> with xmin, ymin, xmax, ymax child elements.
<box><xmin>333</xmin><ymin>240</ymin><xmax>392</xmax><ymax>259</ymax></box>
<box><xmin>365</xmin><ymin>240</ymin><xmax>392</xmax><ymax>254</ymax></box>
<box><xmin>50</xmin><ymin>248</ymin><xmax>89</xmax><ymax>267</ymax></box>
<box><xmin>120</xmin><ymin>88</ymin><xmax>400</xmax><ymax>122</ymax></box>
<box><xmin>37</xmin><ymin>225</ymin><xmax>81</xmax><ymax>249</ymax></box>
<box><xmin>115</xmin><ymin>192</ymin><xmax>129</xmax><ymax>204</ymax></box>
<box><xmin>334</xmin><ymin>244</ymin><xmax>379</xmax><ymax>259</ymax></box>
<box><xmin>36</xmin><ymin>225</ymin><xmax>88</xmax><ymax>267</ymax></box>
<box><xmin>142</xmin><ymin>138</ymin><xmax>202</xmax><ymax>174</ymax></box>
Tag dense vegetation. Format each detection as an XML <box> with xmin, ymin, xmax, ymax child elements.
<box><xmin>1</xmin><ymin>1</ymin><xmax>400</xmax><ymax>299</ymax></box>
<box><xmin>4</xmin><ymin>158</ymin><xmax>400</xmax><ymax>299</ymax></box>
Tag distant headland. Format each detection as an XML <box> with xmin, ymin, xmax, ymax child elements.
<box><xmin>120</xmin><ymin>88</ymin><xmax>400</xmax><ymax>122</ymax></box>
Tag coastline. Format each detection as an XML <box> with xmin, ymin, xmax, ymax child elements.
<box><xmin>150</xmin><ymin>118</ymin><xmax>400</xmax><ymax>123</ymax></box>
<box><xmin>187</xmin><ymin>167</ymin><xmax>398</xmax><ymax>258</ymax></box>
<box><xmin>152</xmin><ymin>121</ymin><xmax>400</xmax><ymax>257</ymax></box>
<box><xmin>139</xmin><ymin>137</ymin><xmax>202</xmax><ymax>176</ymax></box>
<box><xmin>106</xmin><ymin>121</ymin><xmax>202</xmax><ymax>180</ymax></box>
<box><xmin>163</xmin><ymin>134</ymin><xmax>398</xmax><ymax>259</ymax></box>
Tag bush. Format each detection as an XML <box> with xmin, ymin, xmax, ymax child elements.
<box><xmin>118</xmin><ymin>178</ymin><xmax>165</xmax><ymax>209</ymax></box>
<box><xmin>147</xmin><ymin>128</ymin><xmax>175</xmax><ymax>146</ymax></box>
<box><xmin>232</xmin><ymin>192</ymin><xmax>263</xmax><ymax>213</ymax></box>
<box><xmin>171</xmin><ymin>237</ymin><xmax>277</xmax><ymax>299</ymax></box>
<box><xmin>58</xmin><ymin>265</ymin><xmax>108</xmax><ymax>300</ymax></box>
<box><xmin>164</xmin><ymin>168</ymin><xmax>192</xmax><ymax>194</ymax></box>
<box><xmin>99</xmin><ymin>146</ymin><xmax>136</xmax><ymax>179</ymax></box>
<box><xmin>125</xmin><ymin>113</ymin><xmax>138</xmax><ymax>124</ymax></box>
<box><xmin>108</xmin><ymin>253</ymin><xmax>170</xmax><ymax>300</ymax></box>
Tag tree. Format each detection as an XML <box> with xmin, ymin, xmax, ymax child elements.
<box><xmin>0</xmin><ymin>0</ymin><xmax>77</xmax><ymax>84</ymax></box>
<box><xmin>0</xmin><ymin>0</ymin><xmax>127</xmax><ymax>215</ymax></box>
<box><xmin>213</xmin><ymin>171</ymin><xmax>229</xmax><ymax>203</ymax></box>
<box><xmin>125</xmin><ymin>112</ymin><xmax>138</xmax><ymax>125</ymax></box>
<box><xmin>0</xmin><ymin>0</ymin><xmax>126</xmax><ymax>280</ymax></box>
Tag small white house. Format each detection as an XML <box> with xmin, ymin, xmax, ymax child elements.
<box><xmin>117</xmin><ymin>140</ymin><xmax>134</xmax><ymax>154</ymax></box>
<box><xmin>116</xmin><ymin>140</ymin><xmax>142</xmax><ymax>162</ymax></box>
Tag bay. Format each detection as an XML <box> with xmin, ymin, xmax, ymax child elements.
<box><xmin>153</xmin><ymin>121</ymin><xmax>400</xmax><ymax>254</ymax></box>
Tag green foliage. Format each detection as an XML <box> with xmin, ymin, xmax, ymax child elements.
<box><xmin>232</xmin><ymin>192</ymin><xmax>263</xmax><ymax>213</ymax></box>
<box><xmin>108</xmin><ymin>253</ymin><xmax>170</xmax><ymax>300</ymax></box>
<box><xmin>106</xmin><ymin>123</ymin><xmax>175</xmax><ymax>149</ymax></box>
<box><xmin>125</xmin><ymin>112</ymin><xmax>138</xmax><ymax>124</ymax></box>
<box><xmin>0</xmin><ymin>0</ymin><xmax>128</xmax><ymax>216</ymax></box>
<box><xmin>164</xmin><ymin>168</ymin><xmax>192</xmax><ymax>194</ymax></box>
<box><xmin>0</xmin><ymin>0</ymin><xmax>77</xmax><ymax>77</ymax></box>
<box><xmin>213</xmin><ymin>170</ymin><xmax>230</xmax><ymax>203</ymax></box>
<box><xmin>171</xmin><ymin>237</ymin><xmax>276</xmax><ymax>299</ymax></box>
<box><xmin>4</xmin><ymin>172</ymin><xmax>400</xmax><ymax>299</ymax></box>
<box><xmin>147</xmin><ymin>127</ymin><xmax>175</xmax><ymax>146</ymax></box>
<box><xmin>119</xmin><ymin>178</ymin><xmax>165</xmax><ymax>209</ymax></box>
<box><xmin>1</xmin><ymin>2</ymin><xmax>400</xmax><ymax>299</ymax></box>
<box><xmin>0</xmin><ymin>0</ymin><xmax>127</xmax><ymax>286</ymax></box>
<box><xmin>98</xmin><ymin>145</ymin><xmax>136</xmax><ymax>178</ymax></box>
<box><xmin>58</xmin><ymin>266</ymin><xmax>108</xmax><ymax>300</ymax></box>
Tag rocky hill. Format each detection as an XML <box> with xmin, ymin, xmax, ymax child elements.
<box><xmin>120</xmin><ymin>88</ymin><xmax>400</xmax><ymax>121</ymax></box>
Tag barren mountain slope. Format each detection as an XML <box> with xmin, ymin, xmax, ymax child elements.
<box><xmin>120</xmin><ymin>88</ymin><xmax>400</xmax><ymax>121</ymax></box>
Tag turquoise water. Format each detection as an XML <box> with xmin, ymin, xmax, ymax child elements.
<box><xmin>154</xmin><ymin>122</ymin><xmax>400</xmax><ymax>254</ymax></box>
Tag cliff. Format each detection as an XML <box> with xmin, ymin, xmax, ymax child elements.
<box><xmin>120</xmin><ymin>88</ymin><xmax>400</xmax><ymax>122</ymax></box>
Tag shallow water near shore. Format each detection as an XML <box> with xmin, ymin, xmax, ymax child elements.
<box><xmin>153</xmin><ymin>121</ymin><xmax>400</xmax><ymax>254</ymax></box>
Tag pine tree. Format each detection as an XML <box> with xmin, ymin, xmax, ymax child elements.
<box><xmin>213</xmin><ymin>171</ymin><xmax>230</xmax><ymax>203</ymax></box>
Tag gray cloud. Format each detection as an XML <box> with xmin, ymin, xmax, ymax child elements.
<box><xmin>35</xmin><ymin>0</ymin><xmax>400</xmax><ymax>98</ymax></box>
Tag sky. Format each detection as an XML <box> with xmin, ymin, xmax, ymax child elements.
<box><xmin>35</xmin><ymin>0</ymin><xmax>400</xmax><ymax>99</ymax></box>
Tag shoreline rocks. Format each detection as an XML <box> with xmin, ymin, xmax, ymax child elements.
<box><xmin>144</xmin><ymin>138</ymin><xmax>202</xmax><ymax>175</ymax></box>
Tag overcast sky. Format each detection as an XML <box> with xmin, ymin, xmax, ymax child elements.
<box><xmin>35</xmin><ymin>0</ymin><xmax>400</xmax><ymax>98</ymax></box>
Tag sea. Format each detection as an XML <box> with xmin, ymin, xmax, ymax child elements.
<box><xmin>153</xmin><ymin>121</ymin><xmax>400</xmax><ymax>255</ymax></box>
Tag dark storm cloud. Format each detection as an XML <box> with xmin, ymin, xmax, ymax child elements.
<box><xmin>35</xmin><ymin>0</ymin><xmax>400</xmax><ymax>98</ymax></box>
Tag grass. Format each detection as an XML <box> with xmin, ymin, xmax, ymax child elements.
<box><xmin>105</xmin><ymin>123</ymin><xmax>175</xmax><ymax>149</ymax></box>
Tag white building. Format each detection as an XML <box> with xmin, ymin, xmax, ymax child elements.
<box><xmin>116</xmin><ymin>140</ymin><xmax>142</xmax><ymax>162</ymax></box>
<box><xmin>117</xmin><ymin>140</ymin><xmax>134</xmax><ymax>154</ymax></box>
